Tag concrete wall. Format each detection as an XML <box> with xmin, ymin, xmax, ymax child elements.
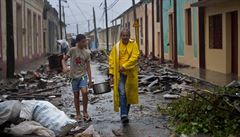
<box><xmin>204</xmin><ymin>0</ymin><xmax>240</xmax><ymax>77</ymax></box>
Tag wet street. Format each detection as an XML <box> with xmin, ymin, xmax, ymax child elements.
<box><xmin>61</xmin><ymin>61</ymin><xmax>170</xmax><ymax>137</ymax></box>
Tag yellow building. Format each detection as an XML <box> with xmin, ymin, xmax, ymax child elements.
<box><xmin>0</xmin><ymin>0</ymin><xmax>45</xmax><ymax>78</ymax></box>
<box><xmin>192</xmin><ymin>0</ymin><xmax>240</xmax><ymax>77</ymax></box>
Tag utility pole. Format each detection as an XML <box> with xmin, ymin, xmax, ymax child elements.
<box><xmin>62</xmin><ymin>6</ymin><xmax>67</xmax><ymax>40</ymax></box>
<box><xmin>132</xmin><ymin>0</ymin><xmax>140</xmax><ymax>46</ymax></box>
<box><xmin>104</xmin><ymin>0</ymin><xmax>109</xmax><ymax>51</ymax></box>
<box><xmin>88</xmin><ymin>20</ymin><xmax>90</xmax><ymax>32</ymax></box>
<box><xmin>93</xmin><ymin>7</ymin><xmax>98</xmax><ymax>48</ymax></box>
<box><xmin>76</xmin><ymin>24</ymin><xmax>79</xmax><ymax>34</ymax></box>
<box><xmin>132</xmin><ymin>0</ymin><xmax>137</xmax><ymax>19</ymax></box>
<box><xmin>59</xmin><ymin>0</ymin><xmax>62</xmax><ymax>39</ymax></box>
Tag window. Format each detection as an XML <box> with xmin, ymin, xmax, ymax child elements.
<box><xmin>209</xmin><ymin>14</ymin><xmax>222</xmax><ymax>49</ymax></box>
<box><xmin>156</xmin><ymin>0</ymin><xmax>160</xmax><ymax>22</ymax></box>
<box><xmin>185</xmin><ymin>8</ymin><xmax>192</xmax><ymax>45</ymax></box>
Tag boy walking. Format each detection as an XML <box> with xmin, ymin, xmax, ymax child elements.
<box><xmin>62</xmin><ymin>34</ymin><xmax>92</xmax><ymax>121</ymax></box>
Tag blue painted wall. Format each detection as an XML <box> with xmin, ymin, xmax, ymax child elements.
<box><xmin>162</xmin><ymin>0</ymin><xmax>198</xmax><ymax>58</ymax></box>
<box><xmin>163</xmin><ymin>0</ymin><xmax>173</xmax><ymax>53</ymax></box>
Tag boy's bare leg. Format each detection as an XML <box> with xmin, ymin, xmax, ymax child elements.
<box><xmin>81</xmin><ymin>87</ymin><xmax>89</xmax><ymax>117</ymax></box>
<box><xmin>74</xmin><ymin>91</ymin><xmax>81</xmax><ymax>120</ymax></box>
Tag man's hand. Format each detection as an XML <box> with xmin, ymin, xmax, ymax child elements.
<box><xmin>119</xmin><ymin>66</ymin><xmax>125</xmax><ymax>73</ymax></box>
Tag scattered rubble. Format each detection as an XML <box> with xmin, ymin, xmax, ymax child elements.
<box><xmin>0</xmin><ymin>58</ymin><xmax>69</xmax><ymax>107</ymax></box>
<box><xmin>112</xmin><ymin>129</ymin><xmax>123</xmax><ymax>136</ymax></box>
<box><xmin>91</xmin><ymin>50</ymin><xmax>109</xmax><ymax>75</ymax></box>
<box><xmin>91</xmin><ymin>50</ymin><xmax>108</xmax><ymax>63</ymax></box>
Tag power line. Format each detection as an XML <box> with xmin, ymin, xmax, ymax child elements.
<box><xmin>107</xmin><ymin>0</ymin><xmax>119</xmax><ymax>10</ymax></box>
<box><xmin>66</xmin><ymin>4</ymin><xmax>79</xmax><ymax>24</ymax></box>
<box><xmin>71</xmin><ymin>0</ymin><xmax>89</xmax><ymax>20</ymax></box>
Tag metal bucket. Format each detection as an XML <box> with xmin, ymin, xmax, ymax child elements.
<box><xmin>93</xmin><ymin>81</ymin><xmax>111</xmax><ymax>94</ymax></box>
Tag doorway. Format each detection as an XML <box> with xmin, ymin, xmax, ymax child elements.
<box><xmin>231</xmin><ymin>11</ymin><xmax>238</xmax><ymax>75</ymax></box>
<box><xmin>6</xmin><ymin>0</ymin><xmax>15</xmax><ymax>78</ymax></box>
<box><xmin>199</xmin><ymin>7</ymin><xmax>205</xmax><ymax>69</ymax></box>
<box><xmin>168</xmin><ymin>13</ymin><xmax>174</xmax><ymax>61</ymax></box>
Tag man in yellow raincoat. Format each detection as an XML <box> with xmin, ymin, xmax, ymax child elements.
<box><xmin>109</xmin><ymin>28</ymin><xmax>140</xmax><ymax>123</ymax></box>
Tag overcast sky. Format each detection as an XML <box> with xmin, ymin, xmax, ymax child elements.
<box><xmin>47</xmin><ymin>0</ymin><xmax>140</xmax><ymax>34</ymax></box>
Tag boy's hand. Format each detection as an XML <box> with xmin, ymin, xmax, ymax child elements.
<box><xmin>62</xmin><ymin>67</ymin><xmax>70</xmax><ymax>73</ymax></box>
<box><xmin>88</xmin><ymin>81</ymin><xmax>93</xmax><ymax>88</ymax></box>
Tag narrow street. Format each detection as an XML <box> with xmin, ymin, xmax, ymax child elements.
<box><xmin>60</xmin><ymin>61</ymin><xmax>170</xmax><ymax>137</ymax></box>
<box><xmin>0</xmin><ymin>0</ymin><xmax>240</xmax><ymax>137</ymax></box>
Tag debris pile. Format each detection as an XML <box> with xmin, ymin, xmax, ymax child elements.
<box><xmin>0</xmin><ymin>54</ymin><xmax>102</xmax><ymax>137</ymax></box>
<box><xmin>137</xmin><ymin>54</ymin><xmax>197</xmax><ymax>98</ymax></box>
<box><xmin>91</xmin><ymin>50</ymin><xmax>109</xmax><ymax>75</ymax></box>
<box><xmin>0</xmin><ymin>63</ymin><xmax>69</xmax><ymax>107</ymax></box>
<box><xmin>91</xmin><ymin>50</ymin><xmax>108</xmax><ymax>64</ymax></box>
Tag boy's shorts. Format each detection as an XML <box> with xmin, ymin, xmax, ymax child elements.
<box><xmin>71</xmin><ymin>75</ymin><xmax>88</xmax><ymax>92</ymax></box>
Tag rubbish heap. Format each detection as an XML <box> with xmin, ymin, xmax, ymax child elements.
<box><xmin>91</xmin><ymin>50</ymin><xmax>109</xmax><ymax>75</ymax></box>
<box><xmin>0</xmin><ymin>63</ymin><xmax>68</xmax><ymax>107</ymax></box>
<box><xmin>0</xmin><ymin>54</ymin><xmax>100</xmax><ymax>137</ymax></box>
<box><xmin>137</xmin><ymin>54</ymin><xmax>201</xmax><ymax>99</ymax></box>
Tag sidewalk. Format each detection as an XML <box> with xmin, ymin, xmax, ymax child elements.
<box><xmin>169</xmin><ymin>67</ymin><xmax>240</xmax><ymax>86</ymax></box>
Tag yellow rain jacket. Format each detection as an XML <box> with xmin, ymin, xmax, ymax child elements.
<box><xmin>109</xmin><ymin>39</ymin><xmax>140</xmax><ymax>112</ymax></box>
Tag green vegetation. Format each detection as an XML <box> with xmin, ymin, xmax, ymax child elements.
<box><xmin>166</xmin><ymin>87</ymin><xmax>240</xmax><ymax>137</ymax></box>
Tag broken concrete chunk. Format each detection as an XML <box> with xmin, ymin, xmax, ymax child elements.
<box><xmin>153</xmin><ymin>90</ymin><xmax>162</xmax><ymax>94</ymax></box>
<box><xmin>139</xmin><ymin>90</ymin><xmax>145</xmax><ymax>94</ymax></box>
<box><xmin>20</xmin><ymin>71</ymin><xmax>28</xmax><ymax>75</ymax></box>
<box><xmin>147</xmin><ymin>79</ymin><xmax>159</xmax><ymax>88</ymax></box>
<box><xmin>226</xmin><ymin>80</ymin><xmax>240</xmax><ymax>88</ymax></box>
<box><xmin>141</xmin><ymin>75</ymin><xmax>155</xmax><ymax>82</ymax></box>
<box><xmin>163</xmin><ymin>94</ymin><xmax>180</xmax><ymax>99</ymax></box>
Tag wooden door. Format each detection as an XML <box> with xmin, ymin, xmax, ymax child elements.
<box><xmin>169</xmin><ymin>13</ymin><xmax>174</xmax><ymax>61</ymax></box>
<box><xmin>231</xmin><ymin>11</ymin><xmax>238</xmax><ymax>75</ymax></box>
